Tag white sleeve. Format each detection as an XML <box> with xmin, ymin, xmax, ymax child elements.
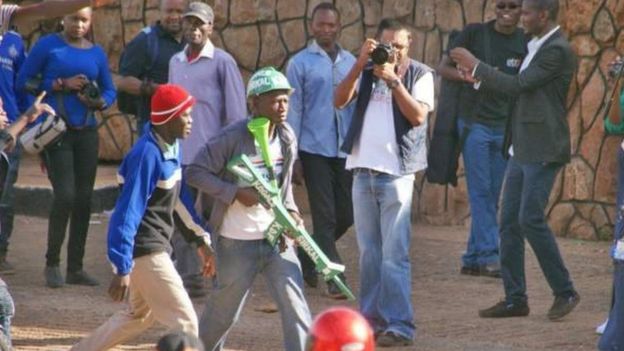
<box><xmin>411</xmin><ymin>72</ymin><xmax>435</xmax><ymax>111</ymax></box>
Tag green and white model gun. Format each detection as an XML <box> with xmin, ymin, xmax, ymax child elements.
<box><xmin>226</xmin><ymin>117</ymin><xmax>355</xmax><ymax>300</ymax></box>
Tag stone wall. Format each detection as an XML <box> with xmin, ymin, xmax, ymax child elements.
<box><xmin>12</xmin><ymin>0</ymin><xmax>624</xmax><ymax>240</ymax></box>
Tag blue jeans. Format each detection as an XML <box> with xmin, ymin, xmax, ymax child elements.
<box><xmin>499</xmin><ymin>158</ymin><xmax>575</xmax><ymax>304</ymax></box>
<box><xmin>458</xmin><ymin>119</ymin><xmax>506</xmax><ymax>267</ymax></box>
<box><xmin>0</xmin><ymin>144</ymin><xmax>21</xmax><ymax>256</ymax></box>
<box><xmin>352</xmin><ymin>169</ymin><xmax>415</xmax><ymax>339</ymax></box>
<box><xmin>198</xmin><ymin>237</ymin><xmax>311</xmax><ymax>351</ymax></box>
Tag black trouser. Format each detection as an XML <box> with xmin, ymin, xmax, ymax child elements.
<box><xmin>0</xmin><ymin>144</ymin><xmax>21</xmax><ymax>256</ymax></box>
<box><xmin>297</xmin><ymin>151</ymin><xmax>353</xmax><ymax>276</ymax></box>
<box><xmin>44</xmin><ymin>129</ymin><xmax>98</xmax><ymax>272</ymax></box>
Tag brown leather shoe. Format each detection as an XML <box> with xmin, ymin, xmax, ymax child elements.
<box><xmin>547</xmin><ymin>292</ymin><xmax>580</xmax><ymax>321</ymax></box>
<box><xmin>479</xmin><ymin>300</ymin><xmax>529</xmax><ymax>318</ymax></box>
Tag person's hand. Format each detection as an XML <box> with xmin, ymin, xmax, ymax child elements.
<box><xmin>197</xmin><ymin>245</ymin><xmax>216</xmax><ymax>277</ymax></box>
<box><xmin>284</xmin><ymin>211</ymin><xmax>303</xmax><ymax>240</ymax></box>
<box><xmin>357</xmin><ymin>38</ymin><xmax>377</xmax><ymax>68</ymax></box>
<box><xmin>449</xmin><ymin>48</ymin><xmax>480</xmax><ymax>72</ymax></box>
<box><xmin>457</xmin><ymin>65</ymin><xmax>479</xmax><ymax>84</ymax></box>
<box><xmin>373</xmin><ymin>62</ymin><xmax>400</xmax><ymax>84</ymax></box>
<box><xmin>24</xmin><ymin>91</ymin><xmax>56</xmax><ymax>123</ymax></box>
<box><xmin>62</xmin><ymin>74</ymin><xmax>88</xmax><ymax>92</ymax></box>
<box><xmin>292</xmin><ymin>159</ymin><xmax>304</xmax><ymax>186</ymax></box>
<box><xmin>108</xmin><ymin>274</ymin><xmax>130</xmax><ymax>302</ymax></box>
<box><xmin>235</xmin><ymin>187</ymin><xmax>263</xmax><ymax>207</ymax></box>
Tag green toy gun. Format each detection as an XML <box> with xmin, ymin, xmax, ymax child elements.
<box><xmin>226</xmin><ymin>117</ymin><xmax>355</xmax><ymax>300</ymax></box>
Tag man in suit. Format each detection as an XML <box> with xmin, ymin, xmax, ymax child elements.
<box><xmin>450</xmin><ymin>0</ymin><xmax>580</xmax><ymax>320</ymax></box>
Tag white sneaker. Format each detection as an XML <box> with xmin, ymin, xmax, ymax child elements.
<box><xmin>596</xmin><ymin>318</ymin><xmax>609</xmax><ymax>334</ymax></box>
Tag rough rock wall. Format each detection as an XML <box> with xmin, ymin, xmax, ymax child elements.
<box><xmin>13</xmin><ymin>0</ymin><xmax>624</xmax><ymax>239</ymax></box>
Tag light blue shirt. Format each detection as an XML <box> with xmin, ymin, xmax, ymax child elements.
<box><xmin>286</xmin><ymin>40</ymin><xmax>356</xmax><ymax>158</ymax></box>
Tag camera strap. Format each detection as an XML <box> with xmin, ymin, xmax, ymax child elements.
<box><xmin>54</xmin><ymin>92</ymin><xmax>93</xmax><ymax>129</ymax></box>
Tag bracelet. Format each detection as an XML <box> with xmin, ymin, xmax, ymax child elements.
<box><xmin>387</xmin><ymin>79</ymin><xmax>401</xmax><ymax>90</ymax></box>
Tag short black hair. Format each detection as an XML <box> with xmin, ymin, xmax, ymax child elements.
<box><xmin>526</xmin><ymin>0</ymin><xmax>559</xmax><ymax>21</ymax></box>
<box><xmin>310</xmin><ymin>2</ymin><xmax>341</xmax><ymax>22</ymax></box>
<box><xmin>375</xmin><ymin>18</ymin><xmax>410</xmax><ymax>39</ymax></box>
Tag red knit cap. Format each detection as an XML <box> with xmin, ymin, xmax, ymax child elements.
<box><xmin>150</xmin><ymin>84</ymin><xmax>196</xmax><ymax>125</ymax></box>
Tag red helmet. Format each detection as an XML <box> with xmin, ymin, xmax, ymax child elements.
<box><xmin>306</xmin><ymin>307</ymin><xmax>375</xmax><ymax>351</ymax></box>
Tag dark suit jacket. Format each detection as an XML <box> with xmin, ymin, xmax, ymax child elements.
<box><xmin>474</xmin><ymin>29</ymin><xmax>576</xmax><ymax>164</ymax></box>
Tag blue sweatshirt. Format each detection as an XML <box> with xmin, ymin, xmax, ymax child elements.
<box><xmin>0</xmin><ymin>31</ymin><xmax>29</xmax><ymax>122</ymax></box>
<box><xmin>107</xmin><ymin>128</ymin><xmax>211</xmax><ymax>276</ymax></box>
<box><xmin>16</xmin><ymin>34</ymin><xmax>116</xmax><ymax>128</ymax></box>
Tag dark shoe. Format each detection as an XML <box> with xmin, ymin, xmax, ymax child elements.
<box><xmin>326</xmin><ymin>280</ymin><xmax>348</xmax><ymax>300</ymax></box>
<box><xmin>303</xmin><ymin>272</ymin><xmax>318</xmax><ymax>288</ymax></box>
<box><xmin>44</xmin><ymin>266</ymin><xmax>64</xmax><ymax>288</ymax></box>
<box><xmin>547</xmin><ymin>292</ymin><xmax>580</xmax><ymax>321</ymax></box>
<box><xmin>0</xmin><ymin>256</ymin><xmax>15</xmax><ymax>275</ymax></box>
<box><xmin>376</xmin><ymin>331</ymin><xmax>413</xmax><ymax>347</ymax></box>
<box><xmin>479</xmin><ymin>300</ymin><xmax>529</xmax><ymax>318</ymax></box>
<box><xmin>460</xmin><ymin>265</ymin><xmax>479</xmax><ymax>276</ymax></box>
<box><xmin>478</xmin><ymin>263</ymin><xmax>501</xmax><ymax>278</ymax></box>
<box><xmin>66</xmin><ymin>270</ymin><xmax>99</xmax><ymax>286</ymax></box>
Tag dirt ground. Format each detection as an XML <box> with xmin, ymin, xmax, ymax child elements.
<box><xmin>2</xmin><ymin>212</ymin><xmax>614</xmax><ymax>351</ymax></box>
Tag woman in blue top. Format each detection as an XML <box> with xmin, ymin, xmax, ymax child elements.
<box><xmin>599</xmin><ymin>57</ymin><xmax>624</xmax><ymax>351</ymax></box>
<box><xmin>17</xmin><ymin>6</ymin><xmax>116</xmax><ymax>288</ymax></box>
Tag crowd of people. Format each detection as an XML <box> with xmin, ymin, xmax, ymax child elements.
<box><xmin>0</xmin><ymin>0</ymin><xmax>619</xmax><ymax>350</ymax></box>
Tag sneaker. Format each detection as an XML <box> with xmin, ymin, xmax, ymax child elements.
<box><xmin>478</xmin><ymin>263</ymin><xmax>501</xmax><ymax>278</ymax></box>
<box><xmin>478</xmin><ymin>300</ymin><xmax>530</xmax><ymax>318</ymax></box>
<box><xmin>0</xmin><ymin>257</ymin><xmax>15</xmax><ymax>275</ymax></box>
<box><xmin>547</xmin><ymin>292</ymin><xmax>580</xmax><ymax>321</ymax></box>
<box><xmin>376</xmin><ymin>331</ymin><xmax>413</xmax><ymax>347</ymax></box>
<box><xmin>596</xmin><ymin>318</ymin><xmax>609</xmax><ymax>334</ymax></box>
<box><xmin>44</xmin><ymin>266</ymin><xmax>64</xmax><ymax>288</ymax></box>
<box><xmin>66</xmin><ymin>270</ymin><xmax>99</xmax><ymax>286</ymax></box>
<box><xmin>326</xmin><ymin>280</ymin><xmax>348</xmax><ymax>300</ymax></box>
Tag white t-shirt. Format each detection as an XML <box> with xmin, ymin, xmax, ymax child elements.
<box><xmin>220</xmin><ymin>136</ymin><xmax>284</xmax><ymax>240</ymax></box>
<box><xmin>346</xmin><ymin>71</ymin><xmax>435</xmax><ymax>176</ymax></box>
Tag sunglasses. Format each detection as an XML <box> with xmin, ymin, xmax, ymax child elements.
<box><xmin>496</xmin><ymin>2</ymin><xmax>520</xmax><ymax>10</ymax></box>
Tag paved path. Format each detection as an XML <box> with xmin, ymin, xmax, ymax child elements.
<box><xmin>3</xmin><ymin>213</ymin><xmax>612</xmax><ymax>350</ymax></box>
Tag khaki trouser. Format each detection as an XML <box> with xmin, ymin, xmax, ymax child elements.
<box><xmin>71</xmin><ymin>252</ymin><xmax>198</xmax><ymax>351</ymax></box>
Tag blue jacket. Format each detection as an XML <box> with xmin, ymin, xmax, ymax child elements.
<box><xmin>108</xmin><ymin>129</ymin><xmax>211</xmax><ymax>276</ymax></box>
<box><xmin>0</xmin><ymin>31</ymin><xmax>29</xmax><ymax>122</ymax></box>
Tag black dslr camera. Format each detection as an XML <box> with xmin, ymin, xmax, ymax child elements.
<box><xmin>80</xmin><ymin>80</ymin><xmax>102</xmax><ymax>106</ymax></box>
<box><xmin>370</xmin><ymin>43</ymin><xmax>395</xmax><ymax>65</ymax></box>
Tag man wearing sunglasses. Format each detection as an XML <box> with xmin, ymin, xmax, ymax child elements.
<box><xmin>451</xmin><ymin>0</ymin><xmax>580</xmax><ymax>320</ymax></box>
<box><xmin>437</xmin><ymin>0</ymin><xmax>526</xmax><ymax>280</ymax></box>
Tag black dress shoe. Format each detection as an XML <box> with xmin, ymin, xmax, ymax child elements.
<box><xmin>460</xmin><ymin>266</ymin><xmax>479</xmax><ymax>276</ymax></box>
<box><xmin>479</xmin><ymin>300</ymin><xmax>529</xmax><ymax>318</ymax></box>
<box><xmin>547</xmin><ymin>292</ymin><xmax>580</xmax><ymax>321</ymax></box>
<box><xmin>326</xmin><ymin>280</ymin><xmax>348</xmax><ymax>300</ymax></box>
<box><xmin>66</xmin><ymin>270</ymin><xmax>99</xmax><ymax>286</ymax></box>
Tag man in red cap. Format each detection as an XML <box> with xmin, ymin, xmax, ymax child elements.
<box><xmin>70</xmin><ymin>84</ymin><xmax>216</xmax><ymax>351</ymax></box>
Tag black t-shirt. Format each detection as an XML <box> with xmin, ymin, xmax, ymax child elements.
<box><xmin>451</xmin><ymin>21</ymin><xmax>527</xmax><ymax>126</ymax></box>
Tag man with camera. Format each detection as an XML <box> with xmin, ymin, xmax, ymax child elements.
<box><xmin>335</xmin><ymin>18</ymin><xmax>434</xmax><ymax>347</ymax></box>
<box><xmin>117</xmin><ymin>0</ymin><xmax>187</xmax><ymax>135</ymax></box>
<box><xmin>285</xmin><ymin>2</ymin><xmax>356</xmax><ymax>299</ymax></box>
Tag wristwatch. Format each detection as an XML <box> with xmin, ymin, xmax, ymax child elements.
<box><xmin>387</xmin><ymin>79</ymin><xmax>401</xmax><ymax>90</ymax></box>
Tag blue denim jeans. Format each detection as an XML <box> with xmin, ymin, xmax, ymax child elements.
<box><xmin>458</xmin><ymin>119</ymin><xmax>506</xmax><ymax>267</ymax></box>
<box><xmin>499</xmin><ymin>158</ymin><xmax>575</xmax><ymax>304</ymax></box>
<box><xmin>352</xmin><ymin>169</ymin><xmax>415</xmax><ymax>339</ymax></box>
<box><xmin>198</xmin><ymin>237</ymin><xmax>311</xmax><ymax>351</ymax></box>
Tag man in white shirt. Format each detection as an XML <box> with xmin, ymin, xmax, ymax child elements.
<box><xmin>335</xmin><ymin>18</ymin><xmax>434</xmax><ymax>348</ymax></box>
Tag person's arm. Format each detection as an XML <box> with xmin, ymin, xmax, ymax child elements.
<box><xmin>374</xmin><ymin>64</ymin><xmax>431</xmax><ymax>126</ymax></box>
<box><xmin>117</xmin><ymin>32</ymin><xmax>152</xmax><ymax>96</ymax></box>
<box><xmin>285</xmin><ymin>59</ymin><xmax>304</xmax><ymax>141</ymax></box>
<box><xmin>107</xmin><ymin>151</ymin><xmax>158</xmax><ymax>278</ymax></box>
<box><xmin>450</xmin><ymin>43</ymin><xmax>572</xmax><ymax>96</ymax></box>
<box><xmin>335</xmin><ymin>38</ymin><xmax>376</xmax><ymax>108</ymax></box>
<box><xmin>11</xmin><ymin>0</ymin><xmax>114</xmax><ymax>30</ymax></box>
<box><xmin>436</xmin><ymin>26</ymin><xmax>473</xmax><ymax>82</ymax></box>
<box><xmin>220</xmin><ymin>55</ymin><xmax>248</xmax><ymax>125</ymax></box>
<box><xmin>5</xmin><ymin>92</ymin><xmax>55</xmax><ymax>142</ymax></box>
